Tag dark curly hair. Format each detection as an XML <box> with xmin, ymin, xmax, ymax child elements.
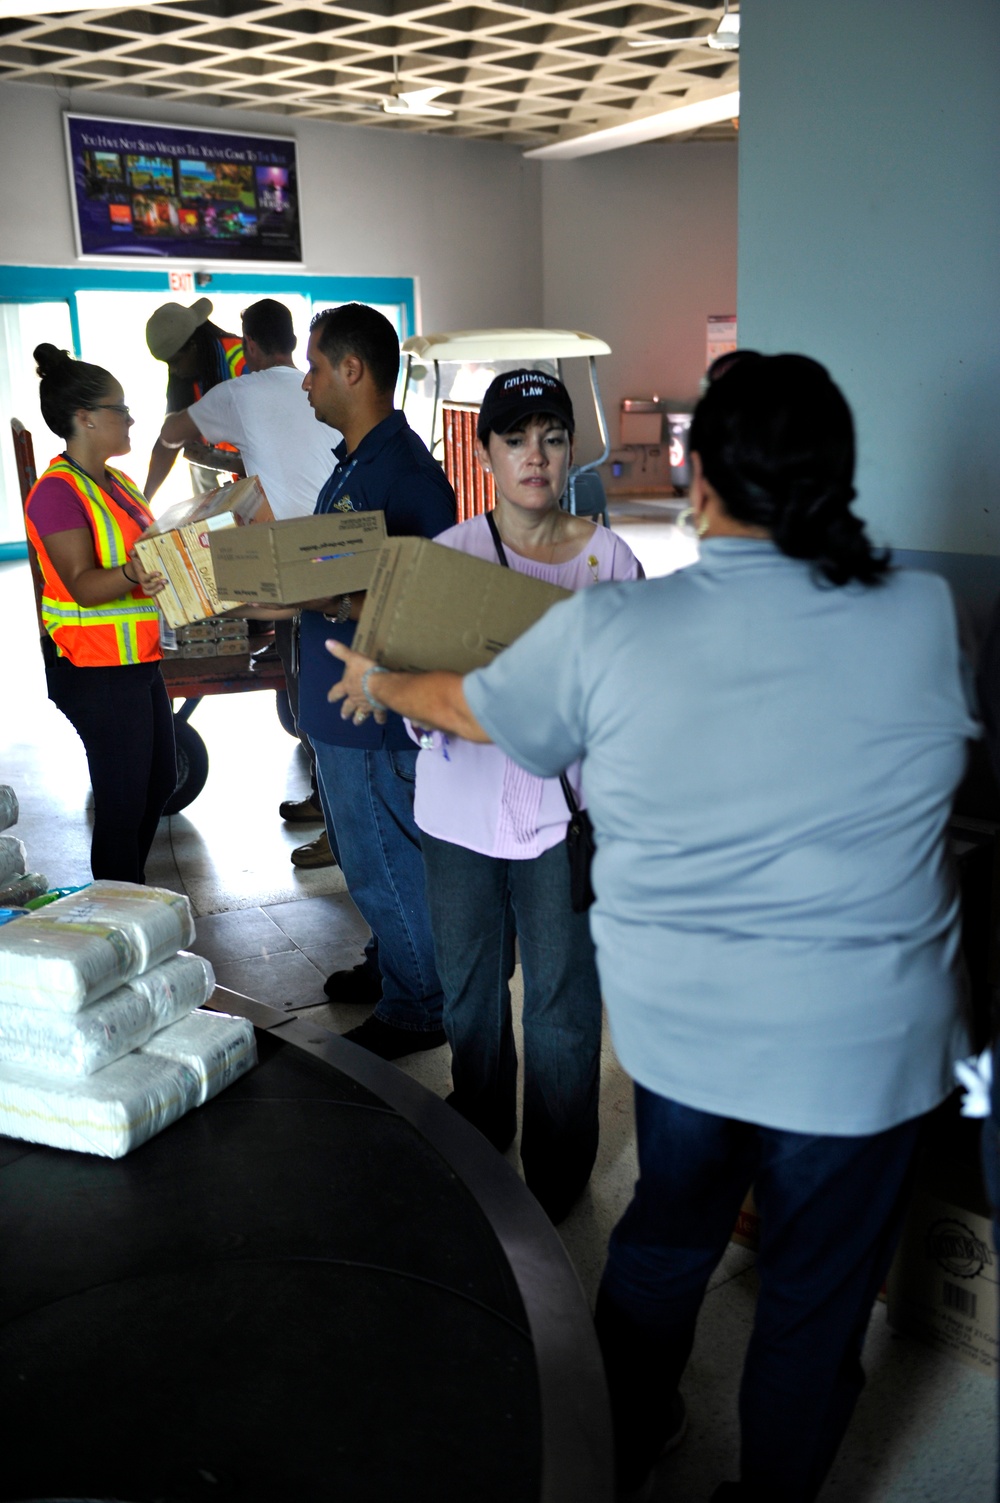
<box><xmin>34</xmin><ymin>343</ymin><xmax>116</xmax><ymax>442</ymax></box>
<box><xmin>689</xmin><ymin>352</ymin><xmax>891</xmax><ymax>587</ymax></box>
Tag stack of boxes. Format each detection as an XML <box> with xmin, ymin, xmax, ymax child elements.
<box><xmin>172</xmin><ymin>617</ymin><xmax>250</xmax><ymax>661</ymax></box>
<box><xmin>0</xmin><ymin>881</ymin><xmax>256</xmax><ymax>1157</ymax></box>
<box><xmin>134</xmin><ymin>475</ymin><xmax>273</xmax><ymax>629</ymax></box>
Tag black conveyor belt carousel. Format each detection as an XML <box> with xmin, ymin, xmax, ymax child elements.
<box><xmin>0</xmin><ymin>989</ymin><xmax>613</xmax><ymax>1503</ymax></box>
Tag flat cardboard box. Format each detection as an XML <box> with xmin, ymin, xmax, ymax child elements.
<box><xmin>353</xmin><ymin>535</ymin><xmax>572</xmax><ymax>673</ymax></box>
<box><xmin>134</xmin><ymin>475</ymin><xmax>274</xmax><ymax>628</ymax></box>
<box><xmin>209</xmin><ymin>512</ymin><xmax>386</xmax><ymax>605</ymax></box>
<box><xmin>886</xmin><ymin>1178</ymin><xmax>999</xmax><ymax>1375</ymax></box>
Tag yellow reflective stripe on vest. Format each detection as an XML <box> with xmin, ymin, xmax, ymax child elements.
<box><xmin>41</xmin><ymin>594</ymin><xmax>159</xmax><ymax>665</ymax></box>
<box><xmin>43</xmin><ymin>460</ymin><xmax>145</xmax><ymax>570</ymax></box>
<box><xmin>222</xmin><ymin>338</ymin><xmax>243</xmax><ymax>378</ymax></box>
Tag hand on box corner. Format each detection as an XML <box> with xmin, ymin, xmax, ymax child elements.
<box><xmin>128</xmin><ymin>549</ymin><xmax>168</xmax><ymax>597</ymax></box>
<box><xmin>326</xmin><ymin>639</ymin><xmax>387</xmax><ymax>727</ymax></box>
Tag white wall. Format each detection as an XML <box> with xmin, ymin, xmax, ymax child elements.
<box><xmin>0</xmin><ymin>82</ymin><xmax>543</xmax><ymax>334</ymax></box>
<box><xmin>541</xmin><ymin>143</ymin><xmax>738</xmax><ymax>462</ymax></box>
<box><xmin>738</xmin><ymin>0</ymin><xmax>1000</xmax><ymax>557</ymax></box>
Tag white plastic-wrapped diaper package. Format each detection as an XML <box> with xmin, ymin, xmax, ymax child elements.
<box><xmin>0</xmin><ymin>835</ymin><xmax>26</xmax><ymax>887</ymax></box>
<box><xmin>0</xmin><ymin>951</ymin><xmax>216</xmax><ymax>1076</ymax></box>
<box><xmin>0</xmin><ymin>881</ymin><xmax>196</xmax><ymax>1011</ymax></box>
<box><xmin>139</xmin><ymin>1008</ymin><xmax>257</xmax><ymax>1105</ymax></box>
<box><xmin>0</xmin><ymin>1049</ymin><xmax>200</xmax><ymax>1157</ymax></box>
<box><xmin>0</xmin><ymin>785</ymin><xmax>18</xmax><ymax>833</ymax></box>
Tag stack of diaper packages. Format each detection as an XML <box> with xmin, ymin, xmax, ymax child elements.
<box><xmin>0</xmin><ymin>785</ymin><xmax>49</xmax><ymax>912</ymax></box>
<box><xmin>0</xmin><ymin>881</ymin><xmax>257</xmax><ymax>1157</ymax></box>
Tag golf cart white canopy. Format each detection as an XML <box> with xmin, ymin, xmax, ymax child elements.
<box><xmin>401</xmin><ymin>329</ymin><xmax>611</xmax><ymax>363</ymax></box>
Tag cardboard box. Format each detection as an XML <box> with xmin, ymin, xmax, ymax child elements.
<box><xmin>209</xmin><ymin>511</ymin><xmax>386</xmax><ymax>606</ymax></box>
<box><xmin>175</xmin><ymin>617</ymin><xmax>248</xmax><ymax>643</ymax></box>
<box><xmin>134</xmin><ymin>475</ymin><xmax>274</xmax><ymax>628</ymax></box>
<box><xmin>887</xmin><ymin>1179</ymin><xmax>999</xmax><ymax>1375</ymax></box>
<box><xmin>353</xmin><ymin>535</ymin><xmax>572</xmax><ymax>673</ymax></box>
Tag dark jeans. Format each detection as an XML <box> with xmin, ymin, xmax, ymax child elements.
<box><xmin>595</xmin><ymin>1086</ymin><xmax>922</xmax><ymax>1500</ymax></box>
<box><xmin>421</xmin><ymin>832</ymin><xmax>602</xmax><ymax>1221</ymax></box>
<box><xmin>273</xmin><ymin>617</ymin><xmax>318</xmax><ymax>806</ymax></box>
<box><xmin>43</xmin><ymin>638</ymin><xmax>176</xmax><ymax>884</ymax></box>
<box><xmin>982</xmin><ymin>1042</ymin><xmax>1000</xmax><ymax>1503</ymax></box>
<box><xmin>312</xmin><ymin>741</ymin><xmax>443</xmax><ymax>1032</ymax></box>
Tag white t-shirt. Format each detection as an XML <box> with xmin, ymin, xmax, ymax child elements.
<box><xmin>188</xmin><ymin>365</ymin><xmax>338</xmax><ymax>519</ymax></box>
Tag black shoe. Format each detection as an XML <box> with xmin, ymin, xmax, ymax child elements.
<box><xmin>324</xmin><ymin>962</ymin><xmax>383</xmax><ymax>1005</ymax></box>
<box><xmin>341</xmin><ymin>1014</ymin><xmax>447</xmax><ymax>1061</ymax></box>
<box><xmin>444</xmin><ymin>1091</ymin><xmax>516</xmax><ymax>1154</ymax></box>
<box><xmin>616</xmin><ymin>1395</ymin><xmax>687</xmax><ymax>1502</ymax></box>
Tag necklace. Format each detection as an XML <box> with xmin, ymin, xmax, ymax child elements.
<box><xmin>494</xmin><ymin>510</ymin><xmax>564</xmax><ymax>565</ymax></box>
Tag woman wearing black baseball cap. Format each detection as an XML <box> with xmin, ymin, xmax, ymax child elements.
<box><xmin>361</xmin><ymin>367</ymin><xmax>642</xmax><ymax>1222</ymax></box>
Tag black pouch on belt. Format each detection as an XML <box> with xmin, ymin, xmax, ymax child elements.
<box><xmin>560</xmin><ymin>773</ymin><xmax>596</xmax><ymax>913</ymax></box>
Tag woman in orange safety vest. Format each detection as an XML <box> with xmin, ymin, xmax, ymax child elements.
<box><xmin>24</xmin><ymin>343</ymin><xmax>175</xmax><ymax>884</ymax></box>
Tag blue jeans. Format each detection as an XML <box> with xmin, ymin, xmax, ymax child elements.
<box><xmin>311</xmin><ymin>741</ymin><xmax>443</xmax><ymax>1032</ymax></box>
<box><xmin>595</xmin><ymin>1087</ymin><xmax>922</xmax><ymax>1500</ymax></box>
<box><xmin>421</xmin><ymin>832</ymin><xmax>602</xmax><ymax>1221</ymax></box>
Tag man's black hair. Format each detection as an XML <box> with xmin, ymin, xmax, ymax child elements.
<box><xmin>242</xmin><ymin>298</ymin><xmax>296</xmax><ymax>357</ymax></box>
<box><xmin>309</xmin><ymin>303</ymin><xmax>400</xmax><ymax>395</ymax></box>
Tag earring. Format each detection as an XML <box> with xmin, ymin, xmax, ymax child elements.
<box><xmin>87</xmin><ymin>422</ymin><xmax>95</xmax><ymax>429</ymax></box>
<box><xmin>696</xmin><ymin>512</ymin><xmax>710</xmax><ymax>538</ymax></box>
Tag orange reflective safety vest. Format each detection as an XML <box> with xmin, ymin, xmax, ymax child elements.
<box><xmin>193</xmin><ymin>335</ymin><xmax>246</xmax><ymax>458</ymax></box>
<box><xmin>25</xmin><ymin>458</ymin><xmax>162</xmax><ymax>669</ymax></box>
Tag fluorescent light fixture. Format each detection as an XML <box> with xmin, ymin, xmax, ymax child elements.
<box><xmin>524</xmin><ymin>90</ymin><xmax>740</xmax><ymax>160</ymax></box>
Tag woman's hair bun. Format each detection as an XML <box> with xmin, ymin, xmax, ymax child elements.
<box><xmin>33</xmin><ymin>343</ymin><xmax>73</xmax><ymax>380</ymax></box>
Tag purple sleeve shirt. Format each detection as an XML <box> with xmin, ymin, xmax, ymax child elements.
<box><xmin>28</xmin><ymin>469</ymin><xmax>150</xmax><ymax>536</ymax></box>
<box><xmin>411</xmin><ymin>514</ymin><xmax>643</xmax><ymax>859</ymax></box>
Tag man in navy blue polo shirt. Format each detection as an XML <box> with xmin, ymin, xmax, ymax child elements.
<box><xmin>297</xmin><ymin>303</ymin><xmax>456</xmax><ymax>1058</ymax></box>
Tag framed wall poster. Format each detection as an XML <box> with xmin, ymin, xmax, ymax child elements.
<box><xmin>63</xmin><ymin>114</ymin><xmax>303</xmax><ymax>264</ymax></box>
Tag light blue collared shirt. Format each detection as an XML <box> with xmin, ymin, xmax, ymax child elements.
<box><xmin>465</xmin><ymin>540</ymin><xmax>978</xmax><ymax>1135</ymax></box>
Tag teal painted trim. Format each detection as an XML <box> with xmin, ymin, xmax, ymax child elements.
<box><xmin>67</xmin><ymin>296</ymin><xmax>83</xmax><ymax>359</ymax></box>
<box><xmin>0</xmin><ymin>541</ymin><xmax>28</xmax><ymax>561</ymax></box>
<box><xmin>0</xmin><ymin>265</ymin><xmax>416</xmax><ymax>339</ymax></box>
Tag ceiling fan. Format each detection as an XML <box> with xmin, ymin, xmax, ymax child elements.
<box><xmin>628</xmin><ymin>1</ymin><xmax>739</xmax><ymax>53</ymax></box>
<box><xmin>329</xmin><ymin>57</ymin><xmax>454</xmax><ymax>118</ymax></box>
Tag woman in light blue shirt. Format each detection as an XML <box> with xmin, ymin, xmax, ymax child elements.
<box><xmin>327</xmin><ymin>354</ymin><xmax>977</xmax><ymax>1502</ymax></box>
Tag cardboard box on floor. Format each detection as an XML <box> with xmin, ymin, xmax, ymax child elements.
<box><xmin>209</xmin><ymin>511</ymin><xmax>386</xmax><ymax>606</ymax></box>
<box><xmin>353</xmin><ymin>535</ymin><xmax>572</xmax><ymax>673</ymax></box>
<box><xmin>886</xmin><ymin>1156</ymin><xmax>999</xmax><ymax>1375</ymax></box>
<box><xmin>134</xmin><ymin>475</ymin><xmax>274</xmax><ymax>629</ymax></box>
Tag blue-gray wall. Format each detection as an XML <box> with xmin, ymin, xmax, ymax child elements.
<box><xmin>737</xmin><ymin>0</ymin><xmax>1000</xmax><ymax>572</ymax></box>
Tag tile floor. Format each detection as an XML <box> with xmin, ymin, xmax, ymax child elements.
<box><xmin>1</xmin><ymin>505</ymin><xmax>996</xmax><ymax>1499</ymax></box>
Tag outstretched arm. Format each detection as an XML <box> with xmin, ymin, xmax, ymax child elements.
<box><xmin>325</xmin><ymin>638</ymin><xmax>490</xmax><ymax>743</ymax></box>
<box><xmin>144</xmin><ymin>438</ymin><xmax>179</xmax><ymax>501</ymax></box>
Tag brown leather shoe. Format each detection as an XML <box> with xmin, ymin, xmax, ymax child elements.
<box><xmin>279</xmin><ymin>795</ymin><xmax>323</xmax><ymax>823</ymax></box>
<box><xmin>290</xmin><ymin>830</ymin><xmax>335</xmax><ymax>868</ymax></box>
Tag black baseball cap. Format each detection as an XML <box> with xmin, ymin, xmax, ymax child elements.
<box><xmin>477</xmin><ymin>368</ymin><xmax>575</xmax><ymax>443</ymax></box>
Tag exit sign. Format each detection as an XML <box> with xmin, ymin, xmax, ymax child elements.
<box><xmin>169</xmin><ymin>271</ymin><xmax>194</xmax><ymax>293</ymax></box>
